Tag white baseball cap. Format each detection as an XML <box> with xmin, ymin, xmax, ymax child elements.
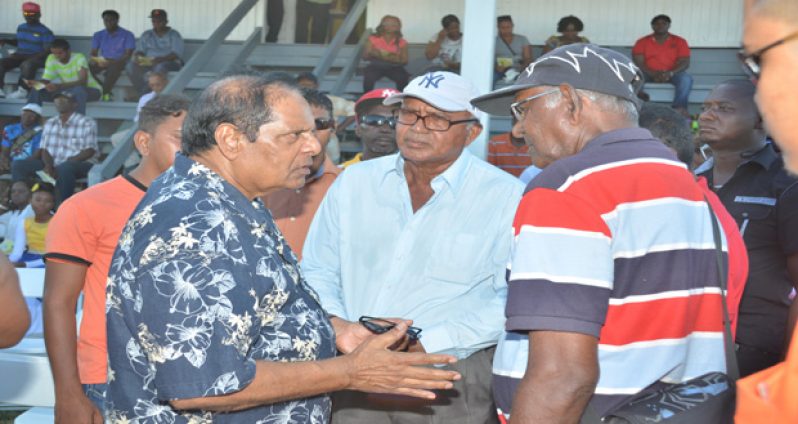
<box><xmin>21</xmin><ymin>103</ymin><xmax>42</xmax><ymax>116</ymax></box>
<box><xmin>384</xmin><ymin>71</ymin><xmax>484</xmax><ymax>121</ymax></box>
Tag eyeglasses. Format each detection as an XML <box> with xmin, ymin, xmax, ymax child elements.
<box><xmin>510</xmin><ymin>88</ymin><xmax>560</xmax><ymax>121</ymax></box>
<box><xmin>314</xmin><ymin>117</ymin><xmax>335</xmax><ymax>131</ymax></box>
<box><xmin>394</xmin><ymin>109</ymin><xmax>477</xmax><ymax>132</ymax></box>
<box><xmin>738</xmin><ymin>30</ymin><xmax>798</xmax><ymax>78</ymax></box>
<box><xmin>358</xmin><ymin>316</ymin><xmax>422</xmax><ymax>341</ymax></box>
<box><xmin>360</xmin><ymin>114</ymin><xmax>396</xmax><ymax>129</ymax></box>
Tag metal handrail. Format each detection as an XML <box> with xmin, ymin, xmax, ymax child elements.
<box><xmin>312</xmin><ymin>0</ymin><xmax>368</xmax><ymax>79</ymax></box>
<box><xmin>331</xmin><ymin>28</ymin><xmax>370</xmax><ymax>96</ymax></box>
<box><xmin>88</xmin><ymin>0</ymin><xmax>260</xmax><ymax>185</ymax></box>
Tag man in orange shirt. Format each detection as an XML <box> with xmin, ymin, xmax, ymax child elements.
<box><xmin>42</xmin><ymin>94</ymin><xmax>189</xmax><ymax>422</ymax></box>
<box><xmin>262</xmin><ymin>88</ymin><xmax>340</xmax><ymax>259</ymax></box>
<box><xmin>632</xmin><ymin>14</ymin><xmax>693</xmax><ymax>115</ymax></box>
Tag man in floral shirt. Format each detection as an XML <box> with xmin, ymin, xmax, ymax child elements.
<box><xmin>105</xmin><ymin>75</ymin><xmax>461</xmax><ymax>423</ymax></box>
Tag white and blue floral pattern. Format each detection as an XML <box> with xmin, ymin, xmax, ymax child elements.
<box><xmin>105</xmin><ymin>154</ymin><xmax>336</xmax><ymax>423</ymax></box>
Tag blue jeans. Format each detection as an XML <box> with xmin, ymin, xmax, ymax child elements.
<box><xmin>644</xmin><ymin>71</ymin><xmax>693</xmax><ymax>109</ymax></box>
<box><xmin>27</xmin><ymin>85</ymin><xmax>101</xmax><ymax>115</ymax></box>
<box><xmin>83</xmin><ymin>383</ymin><xmax>107</xmax><ymax>413</ymax></box>
<box><xmin>668</xmin><ymin>71</ymin><xmax>693</xmax><ymax>109</ymax></box>
<box><xmin>127</xmin><ymin>59</ymin><xmax>182</xmax><ymax>95</ymax></box>
<box><xmin>11</xmin><ymin>158</ymin><xmax>93</xmax><ymax>204</ymax></box>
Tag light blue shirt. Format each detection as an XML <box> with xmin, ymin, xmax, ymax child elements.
<box><xmin>302</xmin><ymin>150</ymin><xmax>524</xmax><ymax>359</ymax></box>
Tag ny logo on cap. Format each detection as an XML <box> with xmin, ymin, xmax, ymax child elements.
<box><xmin>419</xmin><ymin>73</ymin><xmax>445</xmax><ymax>89</ymax></box>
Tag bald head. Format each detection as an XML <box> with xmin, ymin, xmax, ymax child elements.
<box><xmin>182</xmin><ymin>74</ymin><xmax>300</xmax><ymax>156</ymax></box>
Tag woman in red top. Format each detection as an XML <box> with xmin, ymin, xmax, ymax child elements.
<box><xmin>362</xmin><ymin>15</ymin><xmax>409</xmax><ymax>93</ymax></box>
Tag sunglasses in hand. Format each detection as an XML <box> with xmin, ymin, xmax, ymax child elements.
<box><xmin>358</xmin><ymin>316</ymin><xmax>422</xmax><ymax>341</ymax></box>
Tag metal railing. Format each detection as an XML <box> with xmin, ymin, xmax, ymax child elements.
<box><xmin>88</xmin><ymin>0</ymin><xmax>261</xmax><ymax>185</ymax></box>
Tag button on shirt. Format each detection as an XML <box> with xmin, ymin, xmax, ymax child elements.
<box><xmin>40</xmin><ymin>113</ymin><xmax>98</xmax><ymax>166</ymax></box>
<box><xmin>138</xmin><ymin>28</ymin><xmax>184</xmax><ymax>60</ymax></box>
<box><xmin>696</xmin><ymin>144</ymin><xmax>798</xmax><ymax>355</ymax></box>
<box><xmin>105</xmin><ymin>155</ymin><xmax>336</xmax><ymax>423</ymax></box>
<box><xmin>303</xmin><ymin>150</ymin><xmax>524</xmax><ymax>359</ymax></box>
<box><xmin>91</xmin><ymin>27</ymin><xmax>136</xmax><ymax>60</ymax></box>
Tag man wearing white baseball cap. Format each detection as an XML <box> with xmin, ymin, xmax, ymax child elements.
<box><xmin>1</xmin><ymin>103</ymin><xmax>43</xmax><ymax>174</ymax></box>
<box><xmin>303</xmin><ymin>71</ymin><xmax>523</xmax><ymax>423</ymax></box>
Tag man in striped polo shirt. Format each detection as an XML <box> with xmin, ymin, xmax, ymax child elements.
<box><xmin>0</xmin><ymin>2</ymin><xmax>54</xmax><ymax>99</ymax></box>
<box><xmin>472</xmin><ymin>44</ymin><xmax>727</xmax><ymax>422</ymax></box>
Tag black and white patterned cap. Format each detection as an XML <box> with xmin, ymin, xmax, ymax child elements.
<box><xmin>471</xmin><ymin>43</ymin><xmax>644</xmax><ymax>116</ymax></box>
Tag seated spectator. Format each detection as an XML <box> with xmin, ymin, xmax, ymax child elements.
<box><xmin>543</xmin><ymin>15</ymin><xmax>590</xmax><ymax>53</ymax></box>
<box><xmin>0</xmin><ymin>181</ymin><xmax>33</xmax><ymax>252</ymax></box>
<box><xmin>425</xmin><ymin>14</ymin><xmax>462</xmax><ymax>73</ymax></box>
<box><xmin>341</xmin><ymin>88</ymin><xmax>400</xmax><ymax>168</ymax></box>
<box><xmin>633</xmin><ymin>14</ymin><xmax>693</xmax><ymax>116</ymax></box>
<box><xmin>127</xmin><ymin>9</ymin><xmax>184</xmax><ymax>97</ymax></box>
<box><xmin>262</xmin><ymin>89</ymin><xmax>340</xmax><ymax>258</ymax></box>
<box><xmin>134</xmin><ymin>71</ymin><xmax>168</xmax><ymax>121</ymax></box>
<box><xmin>9</xmin><ymin>182</ymin><xmax>54</xmax><ymax>268</ymax></box>
<box><xmin>12</xmin><ymin>92</ymin><xmax>97</xmax><ymax>204</ymax></box>
<box><xmin>487</xmin><ymin>130</ymin><xmax>532</xmax><ymax>177</ymax></box>
<box><xmin>495</xmin><ymin>15</ymin><xmax>532</xmax><ymax>83</ymax></box>
<box><xmin>89</xmin><ymin>10</ymin><xmax>135</xmax><ymax>101</ymax></box>
<box><xmin>1</xmin><ymin>103</ymin><xmax>42</xmax><ymax>177</ymax></box>
<box><xmin>0</xmin><ymin>2</ymin><xmax>54</xmax><ymax>99</ymax></box>
<box><xmin>362</xmin><ymin>15</ymin><xmax>409</xmax><ymax>92</ymax></box>
<box><xmin>26</xmin><ymin>38</ymin><xmax>102</xmax><ymax>115</ymax></box>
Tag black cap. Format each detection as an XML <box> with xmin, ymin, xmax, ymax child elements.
<box><xmin>149</xmin><ymin>9</ymin><xmax>167</xmax><ymax>19</ymax></box>
<box><xmin>471</xmin><ymin>43</ymin><xmax>644</xmax><ymax>116</ymax></box>
<box><xmin>53</xmin><ymin>91</ymin><xmax>76</xmax><ymax>102</ymax></box>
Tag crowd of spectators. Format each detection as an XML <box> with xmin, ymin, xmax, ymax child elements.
<box><xmin>0</xmin><ymin>1</ymin><xmax>796</xmax><ymax>423</ymax></box>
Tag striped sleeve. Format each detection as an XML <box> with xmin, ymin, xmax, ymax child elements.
<box><xmin>506</xmin><ymin>187</ymin><xmax>613</xmax><ymax>337</ymax></box>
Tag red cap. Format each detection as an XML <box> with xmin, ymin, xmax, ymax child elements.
<box><xmin>355</xmin><ymin>88</ymin><xmax>400</xmax><ymax>118</ymax></box>
<box><xmin>22</xmin><ymin>2</ymin><xmax>40</xmax><ymax>13</ymax></box>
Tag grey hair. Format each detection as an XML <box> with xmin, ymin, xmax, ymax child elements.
<box><xmin>542</xmin><ymin>86</ymin><xmax>639</xmax><ymax>122</ymax></box>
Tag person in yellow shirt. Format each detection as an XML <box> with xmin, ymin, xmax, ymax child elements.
<box><xmin>9</xmin><ymin>181</ymin><xmax>54</xmax><ymax>268</ymax></box>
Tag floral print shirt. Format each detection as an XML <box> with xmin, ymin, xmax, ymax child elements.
<box><xmin>105</xmin><ymin>154</ymin><xmax>336</xmax><ymax>423</ymax></box>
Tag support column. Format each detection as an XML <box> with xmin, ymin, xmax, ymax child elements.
<box><xmin>460</xmin><ymin>0</ymin><xmax>496</xmax><ymax>160</ymax></box>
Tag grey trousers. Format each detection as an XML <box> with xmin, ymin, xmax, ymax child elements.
<box><xmin>332</xmin><ymin>347</ymin><xmax>499</xmax><ymax>424</ymax></box>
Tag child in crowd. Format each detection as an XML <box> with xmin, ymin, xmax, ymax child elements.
<box><xmin>9</xmin><ymin>182</ymin><xmax>54</xmax><ymax>268</ymax></box>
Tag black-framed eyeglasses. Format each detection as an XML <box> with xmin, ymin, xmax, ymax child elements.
<box><xmin>360</xmin><ymin>114</ymin><xmax>396</xmax><ymax>129</ymax></box>
<box><xmin>394</xmin><ymin>109</ymin><xmax>478</xmax><ymax>132</ymax></box>
<box><xmin>510</xmin><ymin>88</ymin><xmax>560</xmax><ymax>121</ymax></box>
<box><xmin>738</xmin><ymin>30</ymin><xmax>798</xmax><ymax>78</ymax></box>
<box><xmin>358</xmin><ymin>316</ymin><xmax>422</xmax><ymax>341</ymax></box>
<box><xmin>314</xmin><ymin>117</ymin><xmax>335</xmax><ymax>131</ymax></box>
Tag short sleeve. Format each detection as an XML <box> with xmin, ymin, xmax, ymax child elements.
<box><xmin>135</xmin><ymin>250</ymin><xmax>258</xmax><ymax>400</ymax></box>
<box><xmin>505</xmin><ymin>188</ymin><xmax>614</xmax><ymax>337</ymax></box>
<box><xmin>91</xmin><ymin>32</ymin><xmax>101</xmax><ymax>50</ymax></box>
<box><xmin>518</xmin><ymin>35</ymin><xmax>531</xmax><ymax>46</ymax></box>
<box><xmin>42</xmin><ymin>28</ymin><xmax>54</xmax><ymax>44</ymax></box>
<box><xmin>45</xmin><ymin>196</ymin><xmax>96</xmax><ymax>265</ymax></box>
<box><xmin>676</xmin><ymin>37</ymin><xmax>690</xmax><ymax>57</ymax></box>
<box><xmin>75</xmin><ymin>53</ymin><xmax>89</xmax><ymax>70</ymax></box>
<box><xmin>399</xmin><ymin>38</ymin><xmax>408</xmax><ymax>48</ymax></box>
<box><xmin>778</xmin><ymin>182</ymin><xmax>798</xmax><ymax>255</ymax></box>
<box><xmin>1</xmin><ymin>125</ymin><xmax>12</xmax><ymax>148</ymax></box>
<box><xmin>124</xmin><ymin>31</ymin><xmax>136</xmax><ymax>50</ymax></box>
<box><xmin>170</xmin><ymin>31</ymin><xmax>184</xmax><ymax>57</ymax></box>
<box><xmin>41</xmin><ymin>55</ymin><xmax>57</xmax><ymax>81</ymax></box>
<box><xmin>631</xmin><ymin>38</ymin><xmax>645</xmax><ymax>56</ymax></box>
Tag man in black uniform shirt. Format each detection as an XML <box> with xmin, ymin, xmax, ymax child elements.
<box><xmin>696</xmin><ymin>79</ymin><xmax>798</xmax><ymax>376</ymax></box>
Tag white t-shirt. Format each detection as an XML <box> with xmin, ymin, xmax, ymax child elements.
<box><xmin>428</xmin><ymin>33</ymin><xmax>462</xmax><ymax>66</ymax></box>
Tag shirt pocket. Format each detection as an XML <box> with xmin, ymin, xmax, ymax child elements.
<box><xmin>733</xmin><ymin>196</ymin><xmax>776</xmax><ymax>239</ymax></box>
<box><xmin>424</xmin><ymin>233</ymin><xmax>492</xmax><ymax>285</ymax></box>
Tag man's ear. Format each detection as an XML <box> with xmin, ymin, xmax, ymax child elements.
<box><xmin>559</xmin><ymin>83</ymin><xmax>582</xmax><ymax>124</ymax></box>
<box><xmin>213</xmin><ymin>123</ymin><xmax>246</xmax><ymax>161</ymax></box>
<box><xmin>133</xmin><ymin>130</ymin><xmax>151</xmax><ymax>157</ymax></box>
<box><xmin>463</xmin><ymin>121</ymin><xmax>484</xmax><ymax>146</ymax></box>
